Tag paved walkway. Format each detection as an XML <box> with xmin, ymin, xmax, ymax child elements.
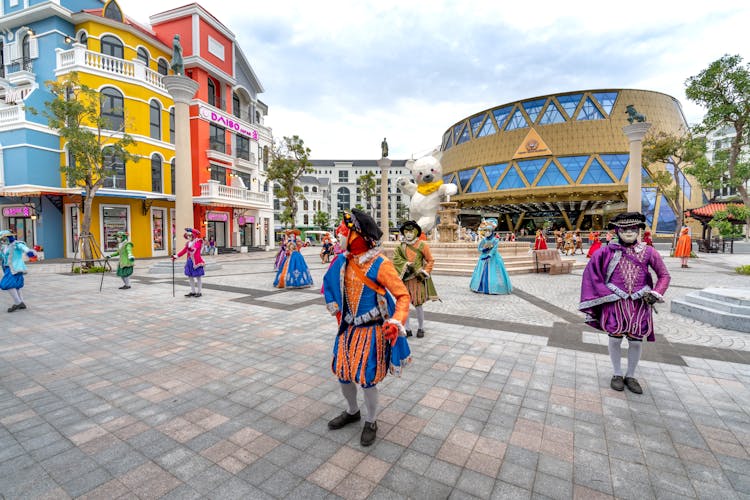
<box><xmin>1</xmin><ymin>248</ymin><xmax>749</xmax><ymax>499</ymax></box>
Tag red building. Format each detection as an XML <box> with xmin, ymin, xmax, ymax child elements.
<box><xmin>151</xmin><ymin>3</ymin><xmax>274</xmax><ymax>251</ymax></box>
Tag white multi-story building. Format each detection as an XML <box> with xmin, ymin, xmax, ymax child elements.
<box><xmin>704</xmin><ymin>125</ymin><xmax>749</xmax><ymax>200</ymax></box>
<box><xmin>273</xmin><ymin>159</ymin><xmax>412</xmax><ymax>231</ymax></box>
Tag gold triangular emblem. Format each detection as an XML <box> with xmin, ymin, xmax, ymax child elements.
<box><xmin>512</xmin><ymin>128</ymin><xmax>552</xmax><ymax>160</ymax></box>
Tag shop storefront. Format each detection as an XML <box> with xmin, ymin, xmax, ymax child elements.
<box><xmin>1</xmin><ymin>206</ymin><xmax>36</xmax><ymax>247</ymax></box>
<box><xmin>238</xmin><ymin>215</ymin><xmax>255</xmax><ymax>247</ymax></box>
<box><xmin>205</xmin><ymin>211</ymin><xmax>229</xmax><ymax>248</ymax></box>
<box><xmin>151</xmin><ymin>207</ymin><xmax>168</xmax><ymax>257</ymax></box>
<box><xmin>101</xmin><ymin>205</ymin><xmax>131</xmax><ymax>252</ymax></box>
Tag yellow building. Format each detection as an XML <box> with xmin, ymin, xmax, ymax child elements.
<box><xmin>57</xmin><ymin>0</ymin><xmax>177</xmax><ymax>258</ymax></box>
<box><xmin>440</xmin><ymin>89</ymin><xmax>702</xmax><ymax>234</ymax></box>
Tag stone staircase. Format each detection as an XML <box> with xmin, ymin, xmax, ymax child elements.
<box><xmin>671</xmin><ymin>288</ymin><xmax>750</xmax><ymax>333</ymax></box>
<box><xmin>382</xmin><ymin>241</ymin><xmax>581</xmax><ymax>276</ymax></box>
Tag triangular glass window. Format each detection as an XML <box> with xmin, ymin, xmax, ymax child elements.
<box><xmin>457</xmin><ymin>168</ymin><xmax>476</xmax><ymax>190</ymax></box>
<box><xmin>657</xmin><ymin>195</ymin><xmax>677</xmax><ymax>234</ymax></box>
<box><xmin>492</xmin><ymin>106</ymin><xmax>513</xmax><ymax>129</ymax></box>
<box><xmin>557</xmin><ymin>156</ymin><xmax>589</xmax><ymax>182</ymax></box>
<box><xmin>535</xmin><ymin>163</ymin><xmax>569</xmax><ymax>187</ymax></box>
<box><xmin>591</xmin><ymin>91</ymin><xmax>618</xmax><ymax>115</ymax></box>
<box><xmin>442</xmin><ymin>129</ymin><xmax>452</xmax><ymax>151</ymax></box>
<box><xmin>467</xmin><ymin>173</ymin><xmax>488</xmax><ymax>193</ymax></box>
<box><xmin>470</xmin><ymin>114</ymin><xmax>486</xmax><ymax>137</ymax></box>
<box><xmin>577</xmin><ymin>97</ymin><xmax>604</xmax><ymax>120</ymax></box>
<box><xmin>581</xmin><ymin>159</ymin><xmax>613</xmax><ymax>184</ymax></box>
<box><xmin>517</xmin><ymin>158</ymin><xmax>547</xmax><ymax>184</ymax></box>
<box><xmin>103</xmin><ymin>0</ymin><xmax>124</xmax><ymax>22</ymax></box>
<box><xmin>641</xmin><ymin>187</ymin><xmax>657</xmax><ymax>227</ymax></box>
<box><xmin>498</xmin><ymin>167</ymin><xmax>525</xmax><ymax>190</ymax></box>
<box><xmin>443</xmin><ymin>173</ymin><xmax>455</xmax><ymax>185</ymax></box>
<box><xmin>484</xmin><ymin>163</ymin><xmax>507</xmax><ymax>188</ymax></box>
<box><xmin>642</xmin><ymin>167</ymin><xmax>653</xmax><ymax>183</ymax></box>
<box><xmin>505</xmin><ymin>108</ymin><xmax>528</xmax><ymax>131</ymax></box>
<box><xmin>522</xmin><ymin>98</ymin><xmax>546</xmax><ymax>123</ymax></box>
<box><xmin>476</xmin><ymin>118</ymin><xmax>496</xmax><ymax>138</ymax></box>
<box><xmin>456</xmin><ymin>124</ymin><xmax>471</xmax><ymax>145</ymax></box>
<box><xmin>539</xmin><ymin>101</ymin><xmax>565</xmax><ymax>125</ymax></box>
<box><xmin>600</xmin><ymin>154</ymin><xmax>629</xmax><ymax>181</ymax></box>
<box><xmin>454</xmin><ymin>123</ymin><xmax>469</xmax><ymax>145</ymax></box>
<box><xmin>556</xmin><ymin>93</ymin><xmax>582</xmax><ymax>118</ymax></box>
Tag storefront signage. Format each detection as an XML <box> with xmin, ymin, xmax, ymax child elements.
<box><xmin>206</xmin><ymin>211</ymin><xmax>229</xmax><ymax>222</ymax></box>
<box><xmin>2</xmin><ymin>206</ymin><xmax>32</xmax><ymax>217</ymax></box>
<box><xmin>238</xmin><ymin>216</ymin><xmax>255</xmax><ymax>225</ymax></box>
<box><xmin>198</xmin><ymin>106</ymin><xmax>259</xmax><ymax>141</ymax></box>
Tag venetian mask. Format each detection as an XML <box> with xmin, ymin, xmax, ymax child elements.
<box><xmin>617</xmin><ymin>226</ymin><xmax>640</xmax><ymax>245</ymax></box>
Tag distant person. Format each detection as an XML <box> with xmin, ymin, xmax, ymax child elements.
<box><xmin>643</xmin><ymin>230</ymin><xmax>653</xmax><ymax>246</ymax></box>
<box><xmin>208</xmin><ymin>236</ymin><xmax>216</xmax><ymax>255</ymax></box>
<box><xmin>534</xmin><ymin>229</ymin><xmax>548</xmax><ymax>250</ymax></box>
<box><xmin>674</xmin><ymin>227</ymin><xmax>692</xmax><ymax>268</ymax></box>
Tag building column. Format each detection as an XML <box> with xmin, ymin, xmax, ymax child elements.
<box><xmin>623</xmin><ymin>122</ymin><xmax>652</xmax><ymax>212</ymax></box>
<box><xmin>163</xmin><ymin>75</ymin><xmax>199</xmax><ymax>241</ymax></box>
<box><xmin>378</xmin><ymin>156</ymin><xmax>392</xmax><ymax>238</ymax></box>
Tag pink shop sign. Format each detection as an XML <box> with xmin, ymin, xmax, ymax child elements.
<box><xmin>198</xmin><ymin>106</ymin><xmax>259</xmax><ymax>141</ymax></box>
<box><xmin>2</xmin><ymin>206</ymin><xmax>32</xmax><ymax>217</ymax></box>
<box><xmin>206</xmin><ymin>212</ymin><xmax>228</xmax><ymax>222</ymax></box>
<box><xmin>238</xmin><ymin>216</ymin><xmax>255</xmax><ymax>225</ymax></box>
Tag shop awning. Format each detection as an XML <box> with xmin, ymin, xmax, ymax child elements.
<box><xmin>0</xmin><ymin>184</ymin><xmax>75</xmax><ymax>197</ymax></box>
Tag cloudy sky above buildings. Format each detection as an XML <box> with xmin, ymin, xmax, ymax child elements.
<box><xmin>125</xmin><ymin>0</ymin><xmax>750</xmax><ymax>159</ymax></box>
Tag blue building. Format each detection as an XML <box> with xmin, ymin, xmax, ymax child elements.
<box><xmin>0</xmin><ymin>0</ymin><xmax>103</xmax><ymax>258</ymax></box>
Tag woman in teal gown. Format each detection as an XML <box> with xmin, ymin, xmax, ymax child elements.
<box><xmin>470</xmin><ymin>218</ymin><xmax>512</xmax><ymax>295</ymax></box>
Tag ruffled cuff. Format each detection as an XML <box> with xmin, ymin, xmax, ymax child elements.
<box><xmin>384</xmin><ymin>318</ymin><xmax>406</xmax><ymax>336</ymax></box>
<box><xmin>649</xmin><ymin>290</ymin><xmax>665</xmax><ymax>302</ymax></box>
<box><xmin>326</xmin><ymin>302</ymin><xmax>340</xmax><ymax>316</ymax></box>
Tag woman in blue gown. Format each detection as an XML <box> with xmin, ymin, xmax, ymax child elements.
<box><xmin>470</xmin><ymin>218</ymin><xmax>512</xmax><ymax>295</ymax></box>
<box><xmin>274</xmin><ymin>230</ymin><xmax>313</xmax><ymax>289</ymax></box>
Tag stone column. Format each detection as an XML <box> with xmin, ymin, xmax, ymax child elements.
<box><xmin>622</xmin><ymin>122</ymin><xmax>652</xmax><ymax>212</ymax></box>
<box><xmin>378</xmin><ymin>156</ymin><xmax>392</xmax><ymax>239</ymax></box>
<box><xmin>163</xmin><ymin>75</ymin><xmax>199</xmax><ymax>240</ymax></box>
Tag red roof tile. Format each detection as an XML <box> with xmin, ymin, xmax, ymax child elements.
<box><xmin>686</xmin><ymin>203</ymin><xmax>743</xmax><ymax>219</ymax></box>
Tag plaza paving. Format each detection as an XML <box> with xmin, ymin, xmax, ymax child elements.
<box><xmin>1</xmin><ymin>247</ymin><xmax>749</xmax><ymax>499</ymax></box>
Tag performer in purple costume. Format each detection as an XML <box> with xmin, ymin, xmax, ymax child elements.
<box><xmin>579</xmin><ymin>212</ymin><xmax>670</xmax><ymax>394</ymax></box>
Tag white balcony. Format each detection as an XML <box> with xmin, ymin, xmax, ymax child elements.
<box><xmin>194</xmin><ymin>180</ymin><xmax>270</xmax><ymax>209</ymax></box>
<box><xmin>55</xmin><ymin>44</ymin><xmax>168</xmax><ymax>96</ymax></box>
<box><xmin>0</xmin><ymin>105</ymin><xmax>25</xmax><ymax>127</ymax></box>
<box><xmin>235</xmin><ymin>152</ymin><xmax>257</xmax><ymax>170</ymax></box>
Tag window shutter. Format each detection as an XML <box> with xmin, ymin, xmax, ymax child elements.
<box><xmin>2</xmin><ymin>43</ymin><xmax>12</xmax><ymax>63</ymax></box>
<box><xmin>8</xmin><ymin>42</ymin><xmax>18</xmax><ymax>61</ymax></box>
<box><xmin>29</xmin><ymin>37</ymin><xmax>39</xmax><ymax>59</ymax></box>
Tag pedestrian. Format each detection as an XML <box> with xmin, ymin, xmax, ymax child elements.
<box><xmin>392</xmin><ymin>220</ymin><xmax>440</xmax><ymax>338</ymax></box>
<box><xmin>0</xmin><ymin>230</ymin><xmax>36</xmax><ymax>312</ymax></box>
<box><xmin>470</xmin><ymin>218</ymin><xmax>512</xmax><ymax>295</ymax></box>
<box><xmin>323</xmin><ymin>209</ymin><xmax>411</xmax><ymax>447</ymax></box>
<box><xmin>106</xmin><ymin>231</ymin><xmax>135</xmax><ymax>289</ymax></box>
<box><xmin>674</xmin><ymin>227</ymin><xmax>691</xmax><ymax>268</ymax></box>
<box><xmin>172</xmin><ymin>228</ymin><xmax>205</xmax><ymax>297</ymax></box>
<box><xmin>579</xmin><ymin>212</ymin><xmax>670</xmax><ymax>394</ymax></box>
<box><xmin>208</xmin><ymin>236</ymin><xmax>216</xmax><ymax>255</ymax></box>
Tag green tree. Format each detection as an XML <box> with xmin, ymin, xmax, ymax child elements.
<box><xmin>267</xmin><ymin>135</ymin><xmax>313</xmax><ymax>229</ymax></box>
<box><xmin>685</xmin><ymin>54</ymin><xmax>750</xmax><ymax>237</ymax></box>
<box><xmin>313</xmin><ymin>210</ymin><xmax>330</xmax><ymax>230</ymax></box>
<box><xmin>37</xmin><ymin>73</ymin><xmax>137</xmax><ymax>261</ymax></box>
<box><xmin>709</xmin><ymin>205</ymin><xmax>750</xmax><ymax>238</ymax></box>
<box><xmin>358</xmin><ymin>171</ymin><xmax>378</xmax><ymax>216</ymax></box>
<box><xmin>643</xmin><ymin>129</ymin><xmax>707</xmax><ymax>245</ymax></box>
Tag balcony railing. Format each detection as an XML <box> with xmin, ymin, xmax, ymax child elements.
<box><xmin>55</xmin><ymin>44</ymin><xmax>167</xmax><ymax>94</ymax></box>
<box><xmin>199</xmin><ymin>181</ymin><xmax>270</xmax><ymax>205</ymax></box>
<box><xmin>0</xmin><ymin>105</ymin><xmax>24</xmax><ymax>125</ymax></box>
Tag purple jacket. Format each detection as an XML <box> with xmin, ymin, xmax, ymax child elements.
<box><xmin>579</xmin><ymin>242</ymin><xmax>670</xmax><ymax>328</ymax></box>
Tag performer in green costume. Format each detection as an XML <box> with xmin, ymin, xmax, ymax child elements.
<box><xmin>107</xmin><ymin>231</ymin><xmax>135</xmax><ymax>289</ymax></box>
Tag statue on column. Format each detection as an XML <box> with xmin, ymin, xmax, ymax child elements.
<box><xmin>381</xmin><ymin>138</ymin><xmax>389</xmax><ymax>158</ymax></box>
<box><xmin>170</xmin><ymin>34</ymin><xmax>184</xmax><ymax>75</ymax></box>
<box><xmin>625</xmin><ymin>105</ymin><xmax>646</xmax><ymax>124</ymax></box>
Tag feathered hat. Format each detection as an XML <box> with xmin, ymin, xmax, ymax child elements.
<box><xmin>478</xmin><ymin>218</ymin><xmax>498</xmax><ymax>232</ymax></box>
<box><xmin>343</xmin><ymin>209</ymin><xmax>382</xmax><ymax>246</ymax></box>
<box><xmin>0</xmin><ymin>230</ymin><xmax>14</xmax><ymax>240</ymax></box>
<box><xmin>184</xmin><ymin>227</ymin><xmax>201</xmax><ymax>238</ymax></box>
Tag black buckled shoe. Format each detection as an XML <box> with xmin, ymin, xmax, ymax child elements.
<box><xmin>7</xmin><ymin>304</ymin><xmax>19</xmax><ymax>313</ymax></box>
<box><xmin>610</xmin><ymin>375</ymin><xmax>625</xmax><ymax>391</ymax></box>
<box><xmin>406</xmin><ymin>330</ymin><xmax>413</xmax><ymax>337</ymax></box>
<box><xmin>193</xmin><ymin>293</ymin><xmax>202</xmax><ymax>298</ymax></box>
<box><xmin>327</xmin><ymin>410</ymin><xmax>360</xmax><ymax>430</ymax></box>
<box><xmin>360</xmin><ymin>421</ymin><xmax>377</xmax><ymax>447</ymax></box>
<box><xmin>416</xmin><ymin>329</ymin><xmax>424</xmax><ymax>338</ymax></box>
<box><xmin>17</xmin><ymin>302</ymin><xmax>26</xmax><ymax>309</ymax></box>
<box><xmin>624</xmin><ymin>377</ymin><xmax>643</xmax><ymax>394</ymax></box>
<box><xmin>185</xmin><ymin>292</ymin><xmax>195</xmax><ymax>297</ymax></box>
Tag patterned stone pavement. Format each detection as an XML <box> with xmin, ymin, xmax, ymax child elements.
<box><xmin>1</xmin><ymin>248</ymin><xmax>749</xmax><ymax>499</ymax></box>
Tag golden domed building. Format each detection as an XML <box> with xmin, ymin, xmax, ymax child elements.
<box><xmin>440</xmin><ymin>89</ymin><xmax>701</xmax><ymax>233</ymax></box>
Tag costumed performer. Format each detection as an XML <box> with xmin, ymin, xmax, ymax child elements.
<box><xmin>579</xmin><ymin>212</ymin><xmax>670</xmax><ymax>394</ymax></box>
<box><xmin>643</xmin><ymin>230</ymin><xmax>653</xmax><ymax>247</ymax></box>
<box><xmin>323</xmin><ymin>209</ymin><xmax>411</xmax><ymax>447</ymax></box>
<box><xmin>320</xmin><ymin>227</ymin><xmax>345</xmax><ymax>294</ymax></box>
<box><xmin>674</xmin><ymin>227</ymin><xmax>692</xmax><ymax>268</ymax></box>
<box><xmin>0</xmin><ymin>230</ymin><xmax>36</xmax><ymax>312</ymax></box>
<box><xmin>534</xmin><ymin>229</ymin><xmax>548</xmax><ymax>250</ymax></box>
<box><xmin>586</xmin><ymin>231</ymin><xmax>602</xmax><ymax>258</ymax></box>
<box><xmin>274</xmin><ymin>229</ymin><xmax>313</xmax><ymax>289</ymax></box>
<box><xmin>470</xmin><ymin>218</ymin><xmax>513</xmax><ymax>295</ymax></box>
<box><xmin>106</xmin><ymin>231</ymin><xmax>135</xmax><ymax>289</ymax></box>
<box><xmin>172</xmin><ymin>227</ymin><xmax>205</xmax><ymax>297</ymax></box>
<box><xmin>392</xmin><ymin>220</ymin><xmax>440</xmax><ymax>338</ymax></box>
<box><xmin>320</xmin><ymin>233</ymin><xmax>334</xmax><ymax>263</ymax></box>
<box><xmin>274</xmin><ymin>233</ymin><xmax>287</xmax><ymax>271</ymax></box>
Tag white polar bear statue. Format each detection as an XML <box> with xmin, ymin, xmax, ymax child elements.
<box><xmin>396</xmin><ymin>153</ymin><xmax>458</xmax><ymax>235</ymax></box>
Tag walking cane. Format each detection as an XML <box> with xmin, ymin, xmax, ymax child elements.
<box><xmin>171</xmin><ymin>256</ymin><xmax>175</xmax><ymax>297</ymax></box>
<box><xmin>100</xmin><ymin>257</ymin><xmax>108</xmax><ymax>292</ymax></box>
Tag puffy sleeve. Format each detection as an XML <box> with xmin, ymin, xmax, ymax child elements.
<box><xmin>176</xmin><ymin>243</ymin><xmax>187</xmax><ymax>258</ymax></box>
<box><xmin>126</xmin><ymin>242</ymin><xmax>135</xmax><ymax>261</ymax></box>
<box><xmin>649</xmin><ymin>248</ymin><xmax>671</xmax><ymax>297</ymax></box>
<box><xmin>376</xmin><ymin>257</ymin><xmax>411</xmax><ymax>326</ymax></box>
<box><xmin>391</xmin><ymin>244</ymin><xmax>408</xmax><ymax>277</ymax></box>
<box><xmin>421</xmin><ymin>243</ymin><xmax>435</xmax><ymax>274</ymax></box>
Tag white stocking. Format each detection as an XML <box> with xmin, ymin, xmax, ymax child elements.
<box><xmin>415</xmin><ymin>306</ymin><xmax>425</xmax><ymax>330</ymax></box>
<box><xmin>16</xmin><ymin>288</ymin><xmax>23</xmax><ymax>302</ymax></box>
<box><xmin>340</xmin><ymin>382</ymin><xmax>359</xmax><ymax>415</ymax></box>
<box><xmin>196</xmin><ymin>276</ymin><xmax>203</xmax><ymax>294</ymax></box>
<box><xmin>188</xmin><ymin>277</ymin><xmax>196</xmax><ymax>294</ymax></box>
<box><xmin>362</xmin><ymin>386</ymin><xmax>379</xmax><ymax>423</ymax></box>
<box><xmin>405</xmin><ymin>310</ymin><xmax>412</xmax><ymax>332</ymax></box>
<box><xmin>8</xmin><ymin>289</ymin><xmax>21</xmax><ymax>305</ymax></box>
<box><xmin>608</xmin><ymin>336</ymin><xmax>623</xmax><ymax>376</ymax></box>
<box><xmin>626</xmin><ymin>341</ymin><xmax>642</xmax><ymax>378</ymax></box>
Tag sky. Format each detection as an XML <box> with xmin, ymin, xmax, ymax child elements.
<box><xmin>124</xmin><ymin>0</ymin><xmax>750</xmax><ymax>160</ymax></box>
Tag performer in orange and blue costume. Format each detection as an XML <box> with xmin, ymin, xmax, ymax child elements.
<box><xmin>323</xmin><ymin>209</ymin><xmax>411</xmax><ymax>447</ymax></box>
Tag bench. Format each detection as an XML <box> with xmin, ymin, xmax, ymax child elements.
<box><xmin>534</xmin><ymin>249</ymin><xmax>574</xmax><ymax>275</ymax></box>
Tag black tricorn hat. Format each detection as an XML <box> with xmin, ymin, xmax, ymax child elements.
<box><xmin>399</xmin><ymin>220</ymin><xmax>422</xmax><ymax>237</ymax></box>
<box><xmin>608</xmin><ymin>212</ymin><xmax>647</xmax><ymax>230</ymax></box>
<box><xmin>347</xmin><ymin>208</ymin><xmax>383</xmax><ymax>245</ymax></box>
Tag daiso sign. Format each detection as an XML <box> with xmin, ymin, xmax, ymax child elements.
<box><xmin>199</xmin><ymin>106</ymin><xmax>259</xmax><ymax>141</ymax></box>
